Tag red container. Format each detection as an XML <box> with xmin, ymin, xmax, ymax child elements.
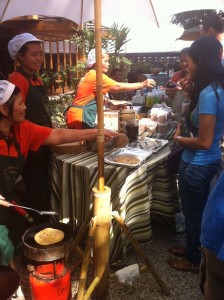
<box><xmin>29</xmin><ymin>260</ymin><xmax>71</xmax><ymax>300</ymax></box>
<box><xmin>22</xmin><ymin>223</ymin><xmax>74</xmax><ymax>300</ymax></box>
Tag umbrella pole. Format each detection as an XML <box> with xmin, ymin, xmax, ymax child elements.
<box><xmin>93</xmin><ymin>2</ymin><xmax>110</xmax><ymax>298</ymax></box>
<box><xmin>92</xmin><ymin>186</ymin><xmax>111</xmax><ymax>299</ymax></box>
<box><xmin>94</xmin><ymin>0</ymin><xmax>104</xmax><ymax>191</ymax></box>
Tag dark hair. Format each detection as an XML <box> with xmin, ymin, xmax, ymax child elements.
<box><xmin>127</xmin><ymin>71</ymin><xmax>138</xmax><ymax>83</ymax></box>
<box><xmin>187</xmin><ymin>54</ymin><xmax>224</xmax><ymax>113</ymax></box>
<box><xmin>0</xmin><ymin>86</ymin><xmax>21</xmax><ymax>118</ymax></box>
<box><xmin>202</xmin><ymin>15</ymin><xmax>224</xmax><ymax>33</ymax></box>
<box><xmin>110</xmin><ymin>68</ymin><xmax>123</xmax><ymax>78</ymax></box>
<box><xmin>180</xmin><ymin>47</ymin><xmax>189</xmax><ymax>55</ymax></box>
<box><xmin>18</xmin><ymin>41</ymin><xmax>41</xmax><ymax>57</ymax></box>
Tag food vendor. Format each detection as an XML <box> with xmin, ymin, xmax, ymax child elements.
<box><xmin>66</xmin><ymin>48</ymin><xmax>156</xmax><ymax>129</ymax></box>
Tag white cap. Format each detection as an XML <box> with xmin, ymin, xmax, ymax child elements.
<box><xmin>8</xmin><ymin>33</ymin><xmax>43</xmax><ymax>60</ymax></box>
<box><xmin>0</xmin><ymin>80</ymin><xmax>16</xmax><ymax>105</ymax></box>
<box><xmin>87</xmin><ymin>48</ymin><xmax>107</xmax><ymax>68</ymax></box>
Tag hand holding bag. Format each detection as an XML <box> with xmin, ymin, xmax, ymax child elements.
<box><xmin>167</xmin><ymin>113</ymin><xmax>197</xmax><ymax>175</ymax></box>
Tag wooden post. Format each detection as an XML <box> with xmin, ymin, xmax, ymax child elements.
<box><xmin>56</xmin><ymin>37</ymin><xmax>60</xmax><ymax>75</ymax></box>
<box><xmin>69</xmin><ymin>41</ymin><xmax>72</xmax><ymax>67</ymax></box>
<box><xmin>73</xmin><ymin>207</ymin><xmax>92</xmax><ymax>250</ymax></box>
<box><xmin>77</xmin><ymin>217</ymin><xmax>97</xmax><ymax>300</ymax></box>
<box><xmin>112</xmin><ymin>211</ymin><xmax>170</xmax><ymax>296</ymax></box>
<box><xmin>42</xmin><ymin>36</ymin><xmax>46</xmax><ymax>69</ymax></box>
<box><xmin>84</xmin><ymin>277</ymin><xmax>100</xmax><ymax>300</ymax></box>
<box><xmin>92</xmin><ymin>186</ymin><xmax>111</xmax><ymax>299</ymax></box>
<box><xmin>49</xmin><ymin>37</ymin><xmax>53</xmax><ymax>70</ymax></box>
<box><xmin>63</xmin><ymin>40</ymin><xmax>67</xmax><ymax>69</ymax></box>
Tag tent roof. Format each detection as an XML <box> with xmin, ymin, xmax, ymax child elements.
<box><xmin>0</xmin><ymin>15</ymin><xmax>78</xmax><ymax>41</ymax></box>
<box><xmin>176</xmin><ymin>25</ymin><xmax>202</xmax><ymax>41</ymax></box>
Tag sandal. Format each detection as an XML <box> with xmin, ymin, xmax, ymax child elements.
<box><xmin>167</xmin><ymin>256</ymin><xmax>199</xmax><ymax>274</ymax></box>
<box><xmin>168</xmin><ymin>247</ymin><xmax>186</xmax><ymax>257</ymax></box>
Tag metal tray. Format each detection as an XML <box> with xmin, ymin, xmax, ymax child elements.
<box><xmin>138</xmin><ymin>137</ymin><xmax>168</xmax><ymax>153</ymax></box>
<box><xmin>104</xmin><ymin>147</ymin><xmax>153</xmax><ymax>168</ymax></box>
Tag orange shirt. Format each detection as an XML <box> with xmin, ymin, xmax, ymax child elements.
<box><xmin>0</xmin><ymin>121</ymin><xmax>52</xmax><ymax>158</ymax></box>
<box><xmin>8</xmin><ymin>71</ymin><xmax>43</xmax><ymax>103</ymax></box>
<box><xmin>73</xmin><ymin>70</ymin><xmax>116</xmax><ymax>106</ymax></box>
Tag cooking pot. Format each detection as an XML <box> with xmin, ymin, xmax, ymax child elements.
<box><xmin>22</xmin><ymin>222</ymin><xmax>73</xmax><ymax>262</ymax></box>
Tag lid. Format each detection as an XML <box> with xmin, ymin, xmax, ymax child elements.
<box><xmin>119</xmin><ymin>109</ymin><xmax>135</xmax><ymax>114</ymax></box>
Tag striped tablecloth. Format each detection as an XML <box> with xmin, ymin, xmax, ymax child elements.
<box><xmin>51</xmin><ymin>145</ymin><xmax>180</xmax><ymax>262</ymax></box>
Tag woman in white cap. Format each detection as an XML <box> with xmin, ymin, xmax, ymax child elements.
<box><xmin>7</xmin><ymin>33</ymin><xmax>55</xmax><ymax>220</ymax></box>
<box><xmin>66</xmin><ymin>48</ymin><xmax>156</xmax><ymax>129</ymax></box>
<box><xmin>0</xmin><ymin>80</ymin><xmax>117</xmax><ymax>267</ymax></box>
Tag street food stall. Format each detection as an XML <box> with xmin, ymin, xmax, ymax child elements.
<box><xmin>50</xmin><ymin>96</ymin><xmax>180</xmax><ymax>264</ymax></box>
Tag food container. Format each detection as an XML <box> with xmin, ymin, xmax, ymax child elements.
<box><xmin>150</xmin><ymin>107</ymin><xmax>161</xmax><ymax>121</ymax></box>
<box><xmin>139</xmin><ymin>118</ymin><xmax>157</xmax><ymax>135</ymax></box>
<box><xmin>104</xmin><ymin>147</ymin><xmax>152</xmax><ymax>168</ymax></box>
<box><xmin>138</xmin><ymin>137</ymin><xmax>169</xmax><ymax>153</ymax></box>
<box><xmin>157</xmin><ymin>110</ymin><xmax>169</xmax><ymax>123</ymax></box>
<box><xmin>118</xmin><ymin>109</ymin><xmax>136</xmax><ymax>133</ymax></box>
<box><xmin>103</xmin><ymin>111</ymin><xmax>119</xmax><ymax>131</ymax></box>
<box><xmin>157</xmin><ymin>121</ymin><xmax>171</xmax><ymax>134</ymax></box>
<box><xmin>124</xmin><ymin>119</ymin><xmax>139</xmax><ymax>143</ymax></box>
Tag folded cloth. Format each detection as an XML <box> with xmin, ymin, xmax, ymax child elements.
<box><xmin>115</xmin><ymin>263</ymin><xmax>140</xmax><ymax>286</ymax></box>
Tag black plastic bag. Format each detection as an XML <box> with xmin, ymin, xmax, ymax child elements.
<box><xmin>167</xmin><ymin>143</ymin><xmax>184</xmax><ymax>175</ymax></box>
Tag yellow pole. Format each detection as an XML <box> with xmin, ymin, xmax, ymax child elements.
<box><xmin>77</xmin><ymin>217</ymin><xmax>97</xmax><ymax>300</ymax></box>
<box><xmin>93</xmin><ymin>0</ymin><xmax>111</xmax><ymax>298</ymax></box>
<box><xmin>92</xmin><ymin>186</ymin><xmax>111</xmax><ymax>298</ymax></box>
<box><xmin>94</xmin><ymin>0</ymin><xmax>104</xmax><ymax>191</ymax></box>
<box><xmin>84</xmin><ymin>277</ymin><xmax>100</xmax><ymax>300</ymax></box>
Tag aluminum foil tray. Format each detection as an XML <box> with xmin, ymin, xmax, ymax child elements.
<box><xmin>138</xmin><ymin>137</ymin><xmax>168</xmax><ymax>153</ymax></box>
<box><xmin>104</xmin><ymin>147</ymin><xmax>153</xmax><ymax>168</ymax></box>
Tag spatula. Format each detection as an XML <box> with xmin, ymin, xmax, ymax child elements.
<box><xmin>8</xmin><ymin>203</ymin><xmax>58</xmax><ymax>216</ymax></box>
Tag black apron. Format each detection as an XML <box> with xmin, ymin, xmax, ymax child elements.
<box><xmin>0</xmin><ymin>132</ymin><xmax>28</xmax><ymax>247</ymax></box>
<box><xmin>16</xmin><ymin>69</ymin><xmax>52</xmax><ymax>220</ymax></box>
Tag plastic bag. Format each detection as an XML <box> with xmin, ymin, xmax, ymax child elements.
<box><xmin>167</xmin><ymin>143</ymin><xmax>184</xmax><ymax>175</ymax></box>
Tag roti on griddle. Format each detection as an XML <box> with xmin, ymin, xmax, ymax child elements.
<box><xmin>34</xmin><ymin>227</ymin><xmax>64</xmax><ymax>246</ymax></box>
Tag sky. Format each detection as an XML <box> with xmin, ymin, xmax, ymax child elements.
<box><xmin>124</xmin><ymin>21</ymin><xmax>192</xmax><ymax>53</ymax></box>
<box><xmin>120</xmin><ymin>18</ymin><xmax>224</xmax><ymax>53</ymax></box>
<box><xmin>102</xmin><ymin>16</ymin><xmax>193</xmax><ymax>53</ymax></box>
<box><xmin>102</xmin><ymin>18</ymin><xmax>196</xmax><ymax>53</ymax></box>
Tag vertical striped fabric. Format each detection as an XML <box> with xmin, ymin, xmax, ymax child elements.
<box><xmin>51</xmin><ymin>145</ymin><xmax>180</xmax><ymax>263</ymax></box>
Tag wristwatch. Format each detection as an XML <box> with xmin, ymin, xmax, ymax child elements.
<box><xmin>175</xmin><ymin>136</ymin><xmax>182</xmax><ymax>146</ymax></box>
